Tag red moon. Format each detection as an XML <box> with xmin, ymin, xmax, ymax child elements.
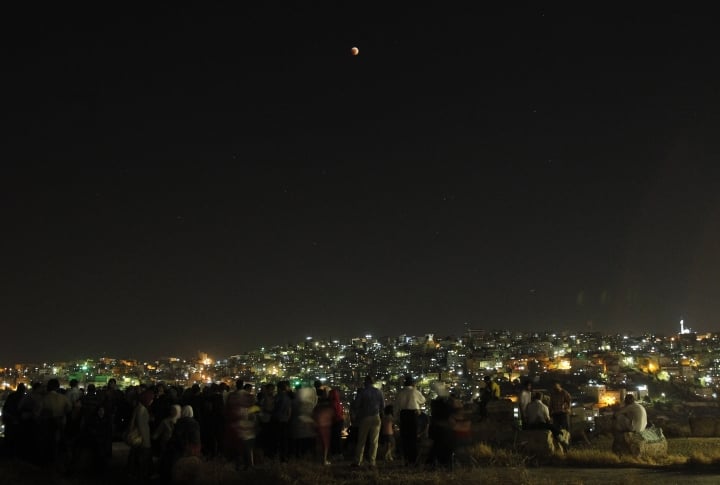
<box><xmin>350</xmin><ymin>46</ymin><xmax>359</xmax><ymax>56</ymax></box>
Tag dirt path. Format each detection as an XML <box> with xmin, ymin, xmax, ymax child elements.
<box><xmin>527</xmin><ymin>467</ymin><xmax>720</xmax><ymax>485</ymax></box>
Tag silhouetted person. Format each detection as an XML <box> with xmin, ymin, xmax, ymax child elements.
<box><xmin>549</xmin><ymin>382</ymin><xmax>572</xmax><ymax>431</ymax></box>
<box><xmin>37</xmin><ymin>378</ymin><xmax>72</xmax><ymax>469</ymax></box>
<box><xmin>127</xmin><ymin>388</ymin><xmax>154</xmax><ymax>483</ymax></box>
<box><xmin>2</xmin><ymin>383</ymin><xmax>26</xmax><ymax>457</ymax></box>
<box><xmin>395</xmin><ymin>376</ymin><xmax>425</xmax><ymax>465</ymax></box>
<box><xmin>271</xmin><ymin>381</ymin><xmax>292</xmax><ymax>461</ymax></box>
<box><xmin>77</xmin><ymin>384</ymin><xmax>112</xmax><ymax>474</ymax></box>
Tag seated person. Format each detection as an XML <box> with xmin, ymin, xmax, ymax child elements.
<box><xmin>614</xmin><ymin>394</ymin><xmax>647</xmax><ymax>432</ymax></box>
<box><xmin>524</xmin><ymin>391</ymin><xmax>564</xmax><ymax>443</ymax></box>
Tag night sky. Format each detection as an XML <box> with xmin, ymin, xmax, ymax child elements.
<box><xmin>4</xmin><ymin>4</ymin><xmax>720</xmax><ymax>365</ymax></box>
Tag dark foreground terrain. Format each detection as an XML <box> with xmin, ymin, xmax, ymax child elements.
<box><xmin>3</xmin><ymin>439</ymin><xmax>720</xmax><ymax>485</ymax></box>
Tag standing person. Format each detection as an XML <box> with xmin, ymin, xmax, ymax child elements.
<box><xmin>519</xmin><ymin>380</ymin><xmax>533</xmax><ymax>428</ymax></box>
<box><xmin>18</xmin><ymin>382</ymin><xmax>43</xmax><ymax>461</ymax></box>
<box><xmin>292</xmin><ymin>386</ymin><xmax>318</xmax><ymax>459</ymax></box>
<box><xmin>36</xmin><ymin>378</ymin><xmax>72</xmax><ymax>469</ymax></box>
<box><xmin>257</xmin><ymin>383</ymin><xmax>276</xmax><ymax>460</ymax></box>
<box><xmin>478</xmin><ymin>375</ymin><xmax>500</xmax><ymax>419</ymax></box>
<box><xmin>153</xmin><ymin>404</ymin><xmax>181</xmax><ymax>459</ymax></box>
<box><xmin>66</xmin><ymin>379</ymin><xmax>82</xmax><ymax>407</ymax></box>
<box><xmin>78</xmin><ymin>384</ymin><xmax>112</xmax><ymax>474</ymax></box>
<box><xmin>162</xmin><ymin>406</ymin><xmax>202</xmax><ymax>485</ymax></box>
<box><xmin>1</xmin><ymin>383</ymin><xmax>26</xmax><ymax>457</ymax></box>
<box><xmin>549</xmin><ymin>381</ymin><xmax>572</xmax><ymax>432</ymax></box>
<box><xmin>394</xmin><ymin>376</ymin><xmax>425</xmax><ymax>466</ymax></box>
<box><xmin>351</xmin><ymin>375</ymin><xmax>384</xmax><ymax>468</ymax></box>
<box><xmin>328</xmin><ymin>389</ymin><xmax>345</xmax><ymax>460</ymax></box>
<box><xmin>271</xmin><ymin>381</ymin><xmax>292</xmax><ymax>462</ymax></box>
<box><xmin>380</xmin><ymin>405</ymin><xmax>396</xmax><ymax>461</ymax></box>
<box><xmin>225</xmin><ymin>382</ymin><xmax>259</xmax><ymax>470</ymax></box>
<box><xmin>312</xmin><ymin>389</ymin><xmax>335</xmax><ymax>465</ymax></box>
<box><xmin>127</xmin><ymin>389</ymin><xmax>154</xmax><ymax>483</ymax></box>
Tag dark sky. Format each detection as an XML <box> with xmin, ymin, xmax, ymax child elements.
<box><xmin>3</xmin><ymin>4</ymin><xmax>720</xmax><ymax>365</ymax></box>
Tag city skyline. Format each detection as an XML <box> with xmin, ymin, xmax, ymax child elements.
<box><xmin>4</xmin><ymin>4</ymin><xmax>720</xmax><ymax>365</ymax></box>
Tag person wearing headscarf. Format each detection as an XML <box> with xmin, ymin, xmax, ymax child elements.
<box><xmin>128</xmin><ymin>388</ymin><xmax>154</xmax><ymax>483</ymax></box>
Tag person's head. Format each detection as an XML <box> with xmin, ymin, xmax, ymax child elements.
<box><xmin>553</xmin><ymin>382</ymin><xmax>563</xmax><ymax>392</ymax></box>
<box><xmin>329</xmin><ymin>388</ymin><xmax>341</xmax><ymax>403</ymax></box>
<box><xmin>483</xmin><ymin>376</ymin><xmax>491</xmax><ymax>383</ymax></box>
<box><xmin>364</xmin><ymin>375</ymin><xmax>374</xmax><ymax>387</ymax></box>
<box><xmin>384</xmin><ymin>405</ymin><xmax>394</xmax><ymax>415</ymax></box>
<box><xmin>236</xmin><ymin>379</ymin><xmax>244</xmax><ymax>391</ymax></box>
<box><xmin>624</xmin><ymin>394</ymin><xmax>636</xmax><ymax>405</ymax></box>
<box><xmin>16</xmin><ymin>383</ymin><xmax>26</xmax><ymax>394</ymax></box>
<box><xmin>181</xmin><ymin>405</ymin><xmax>194</xmax><ymax>418</ymax></box>
<box><xmin>532</xmin><ymin>391</ymin><xmax>543</xmax><ymax>401</ymax></box>
<box><xmin>139</xmin><ymin>389</ymin><xmax>154</xmax><ymax>407</ymax></box>
<box><xmin>523</xmin><ymin>380</ymin><xmax>532</xmax><ymax>390</ymax></box>
<box><xmin>69</xmin><ymin>379</ymin><xmax>78</xmax><ymax>389</ymax></box>
<box><xmin>243</xmin><ymin>383</ymin><xmax>253</xmax><ymax>392</ymax></box>
<box><xmin>170</xmin><ymin>404</ymin><xmax>182</xmax><ymax>420</ymax></box>
<box><xmin>47</xmin><ymin>378</ymin><xmax>60</xmax><ymax>392</ymax></box>
<box><xmin>404</xmin><ymin>376</ymin><xmax>414</xmax><ymax>387</ymax></box>
<box><xmin>86</xmin><ymin>384</ymin><xmax>96</xmax><ymax>395</ymax></box>
<box><xmin>108</xmin><ymin>378</ymin><xmax>117</xmax><ymax>390</ymax></box>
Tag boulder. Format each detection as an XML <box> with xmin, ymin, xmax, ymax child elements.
<box><xmin>486</xmin><ymin>399</ymin><xmax>514</xmax><ymax>421</ymax></box>
<box><xmin>518</xmin><ymin>429</ymin><xmax>568</xmax><ymax>457</ymax></box>
<box><xmin>612</xmin><ymin>427</ymin><xmax>667</xmax><ymax>459</ymax></box>
<box><xmin>689</xmin><ymin>416</ymin><xmax>720</xmax><ymax>437</ymax></box>
<box><xmin>474</xmin><ymin>420</ymin><xmax>516</xmax><ymax>445</ymax></box>
<box><xmin>474</xmin><ymin>399</ymin><xmax>517</xmax><ymax>445</ymax></box>
<box><xmin>594</xmin><ymin>415</ymin><xmax>615</xmax><ymax>436</ymax></box>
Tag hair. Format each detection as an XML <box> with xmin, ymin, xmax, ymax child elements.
<box><xmin>181</xmin><ymin>405</ymin><xmax>194</xmax><ymax>418</ymax></box>
<box><xmin>236</xmin><ymin>379</ymin><xmax>244</xmax><ymax>390</ymax></box>
<box><xmin>384</xmin><ymin>405</ymin><xmax>394</xmax><ymax>415</ymax></box>
<box><xmin>404</xmin><ymin>376</ymin><xmax>414</xmax><ymax>387</ymax></box>
<box><xmin>69</xmin><ymin>379</ymin><xmax>79</xmax><ymax>388</ymax></box>
<box><xmin>532</xmin><ymin>391</ymin><xmax>543</xmax><ymax>401</ymax></box>
<box><xmin>625</xmin><ymin>394</ymin><xmax>636</xmax><ymax>404</ymax></box>
<box><xmin>139</xmin><ymin>389</ymin><xmax>155</xmax><ymax>407</ymax></box>
<box><xmin>170</xmin><ymin>404</ymin><xmax>182</xmax><ymax>419</ymax></box>
<box><xmin>483</xmin><ymin>375</ymin><xmax>491</xmax><ymax>382</ymax></box>
<box><xmin>47</xmin><ymin>378</ymin><xmax>60</xmax><ymax>392</ymax></box>
<box><xmin>364</xmin><ymin>375</ymin><xmax>374</xmax><ymax>386</ymax></box>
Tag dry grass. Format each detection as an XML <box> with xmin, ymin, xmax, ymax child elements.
<box><xmin>4</xmin><ymin>437</ymin><xmax>720</xmax><ymax>485</ymax></box>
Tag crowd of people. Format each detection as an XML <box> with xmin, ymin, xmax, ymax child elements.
<box><xmin>2</xmin><ymin>374</ymin><xmax>649</xmax><ymax>482</ymax></box>
<box><xmin>1</xmin><ymin>375</ymin><xmax>476</xmax><ymax>483</ymax></box>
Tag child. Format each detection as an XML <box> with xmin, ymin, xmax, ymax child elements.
<box><xmin>381</xmin><ymin>405</ymin><xmax>396</xmax><ymax>461</ymax></box>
